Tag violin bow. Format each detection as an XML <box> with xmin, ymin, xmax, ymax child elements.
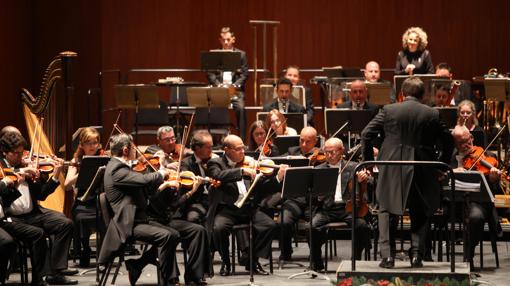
<box><xmin>467</xmin><ymin>115</ymin><xmax>510</xmax><ymax>171</ymax></box>
<box><xmin>340</xmin><ymin>143</ymin><xmax>362</xmax><ymax>174</ymax></box>
<box><xmin>175</xmin><ymin>112</ymin><xmax>195</xmax><ymax>179</ymax></box>
<box><xmin>104</xmin><ymin>110</ymin><xmax>122</xmax><ymax>151</ymax></box>
<box><xmin>112</xmin><ymin>124</ymin><xmax>158</xmax><ymax>172</ymax></box>
<box><xmin>35</xmin><ymin>117</ymin><xmax>44</xmax><ymax>170</ymax></box>
<box><xmin>29</xmin><ymin>117</ymin><xmax>40</xmax><ymax>160</ymax></box>
<box><xmin>331</xmin><ymin>121</ymin><xmax>349</xmax><ymax>139</ymax></box>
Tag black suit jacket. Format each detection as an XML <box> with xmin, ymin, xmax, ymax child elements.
<box><xmin>180</xmin><ymin>155</ymin><xmax>209</xmax><ymax>205</ymax></box>
<box><xmin>262</xmin><ymin>100</ymin><xmax>306</xmax><ymax>114</ymax></box>
<box><xmin>98</xmin><ymin>157</ymin><xmax>163</xmax><ymax>263</ymax></box>
<box><xmin>361</xmin><ymin>96</ymin><xmax>453</xmax><ymax>215</ymax></box>
<box><xmin>336</xmin><ymin>101</ymin><xmax>380</xmax><ymax>119</ymax></box>
<box><xmin>207</xmin><ymin>48</ymin><xmax>248</xmax><ymax>91</ymax></box>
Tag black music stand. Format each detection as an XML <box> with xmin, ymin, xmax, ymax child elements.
<box><xmin>325</xmin><ymin>109</ymin><xmax>372</xmax><ymax>148</ymax></box>
<box><xmin>115</xmin><ymin>84</ymin><xmax>160</xmax><ymax>143</ymax></box>
<box><xmin>273</xmin><ymin>136</ymin><xmax>321</xmax><ymax>155</ymax></box>
<box><xmin>75</xmin><ymin>156</ymin><xmax>109</xmax><ymax>280</ymax></box>
<box><xmin>283</xmin><ymin>167</ymin><xmax>338</xmax><ymax>280</ymax></box>
<box><xmin>187</xmin><ymin>86</ymin><xmax>231</xmax><ymax>134</ymax></box>
<box><xmin>271</xmin><ymin>157</ymin><xmax>310</xmax><ymax>167</ymax></box>
<box><xmin>201</xmin><ymin>50</ymin><xmax>242</xmax><ymax>73</ymax></box>
<box><xmin>257</xmin><ymin>112</ymin><xmax>307</xmax><ymax>132</ymax></box>
<box><xmin>367</xmin><ymin>82</ymin><xmax>392</xmax><ymax>106</ymax></box>
<box><xmin>435</xmin><ymin>107</ymin><xmax>458</xmax><ymax>129</ymax></box>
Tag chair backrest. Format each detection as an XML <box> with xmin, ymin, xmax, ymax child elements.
<box><xmin>99</xmin><ymin>192</ymin><xmax>114</xmax><ymax>227</ymax></box>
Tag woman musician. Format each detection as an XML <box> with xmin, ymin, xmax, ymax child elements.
<box><xmin>247</xmin><ymin>120</ymin><xmax>280</xmax><ymax>157</ymax></box>
<box><xmin>64</xmin><ymin>127</ymin><xmax>105</xmax><ymax>267</ymax></box>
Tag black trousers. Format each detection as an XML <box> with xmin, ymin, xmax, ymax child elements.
<box><xmin>311</xmin><ymin>204</ymin><xmax>370</xmax><ymax>267</ymax></box>
<box><xmin>11</xmin><ymin>207</ymin><xmax>73</xmax><ymax>273</ymax></box>
<box><xmin>0</xmin><ymin>226</ymin><xmax>16</xmax><ymax>283</ymax></box>
<box><xmin>72</xmin><ymin>201</ymin><xmax>104</xmax><ymax>264</ymax></box>
<box><xmin>181</xmin><ymin>203</ymin><xmax>207</xmax><ymax>224</ymax></box>
<box><xmin>2</xmin><ymin>217</ymin><xmax>47</xmax><ymax>282</ymax></box>
<box><xmin>132</xmin><ymin>221</ymin><xmax>180</xmax><ymax>281</ymax></box>
<box><xmin>278</xmin><ymin>197</ymin><xmax>309</xmax><ymax>260</ymax></box>
<box><xmin>212</xmin><ymin>205</ymin><xmax>276</xmax><ymax>264</ymax></box>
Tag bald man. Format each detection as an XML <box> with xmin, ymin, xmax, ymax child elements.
<box><xmin>364</xmin><ymin>61</ymin><xmax>381</xmax><ymax>83</ymax></box>
<box><xmin>206</xmin><ymin>135</ymin><xmax>286</xmax><ymax>276</ymax></box>
<box><xmin>310</xmin><ymin>138</ymin><xmax>371</xmax><ymax>270</ymax></box>
<box><xmin>336</xmin><ymin>80</ymin><xmax>380</xmax><ymax>118</ymax></box>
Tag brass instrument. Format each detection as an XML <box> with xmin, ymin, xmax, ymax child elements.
<box><xmin>482</xmin><ymin>68</ymin><xmax>509</xmax><ymax>131</ymax></box>
<box><xmin>21</xmin><ymin>51</ymin><xmax>77</xmax><ymax>216</ymax></box>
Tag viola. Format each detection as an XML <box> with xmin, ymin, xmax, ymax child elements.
<box><xmin>345</xmin><ymin>179</ymin><xmax>369</xmax><ymax>218</ymax></box>
<box><xmin>132</xmin><ymin>154</ymin><xmax>160</xmax><ymax>173</ymax></box>
<box><xmin>0</xmin><ymin>168</ymin><xmax>19</xmax><ymax>183</ymax></box>
<box><xmin>165</xmin><ymin>170</ymin><xmax>221</xmax><ymax>189</ymax></box>
<box><xmin>308</xmin><ymin>149</ymin><xmax>326</xmax><ymax>165</ymax></box>
<box><xmin>240</xmin><ymin>157</ymin><xmax>280</xmax><ymax>176</ymax></box>
<box><xmin>462</xmin><ymin>146</ymin><xmax>499</xmax><ymax>176</ymax></box>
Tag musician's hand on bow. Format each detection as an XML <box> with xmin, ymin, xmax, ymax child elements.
<box><xmin>19</xmin><ymin>166</ymin><xmax>39</xmax><ymax>179</ymax></box>
<box><xmin>356</xmin><ymin>168</ymin><xmax>370</xmax><ymax>183</ymax></box>
<box><xmin>489</xmin><ymin>166</ymin><xmax>502</xmax><ymax>182</ymax></box>
<box><xmin>277</xmin><ymin>164</ymin><xmax>289</xmax><ymax>182</ymax></box>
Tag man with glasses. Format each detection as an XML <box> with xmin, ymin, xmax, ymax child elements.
<box><xmin>310</xmin><ymin>137</ymin><xmax>371</xmax><ymax>271</ymax></box>
<box><xmin>206</xmin><ymin>134</ymin><xmax>287</xmax><ymax>276</ymax></box>
<box><xmin>146</xmin><ymin>126</ymin><xmax>187</xmax><ymax>169</ymax></box>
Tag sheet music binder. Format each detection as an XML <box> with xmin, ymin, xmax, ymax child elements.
<box><xmin>281</xmin><ymin>166</ymin><xmax>337</xmax><ymax>199</ymax></box>
<box><xmin>324</xmin><ymin>109</ymin><xmax>372</xmax><ymax>136</ymax></box>
<box><xmin>75</xmin><ymin>156</ymin><xmax>110</xmax><ymax>191</ymax></box>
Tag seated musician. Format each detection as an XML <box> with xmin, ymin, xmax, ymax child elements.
<box><xmin>279</xmin><ymin>126</ymin><xmax>322</xmax><ymax>263</ymax></box>
<box><xmin>311</xmin><ymin>137</ymin><xmax>371</xmax><ymax>271</ymax></box>
<box><xmin>263</xmin><ymin>77</ymin><xmax>306</xmax><ymax>117</ymax></box>
<box><xmin>64</xmin><ymin>127</ymin><xmax>104</xmax><ymax>268</ymax></box>
<box><xmin>450</xmin><ymin>125</ymin><xmax>503</xmax><ymax>269</ymax></box>
<box><xmin>207</xmin><ymin>27</ymin><xmax>248</xmax><ymax>139</ymax></box>
<box><xmin>336</xmin><ymin>80</ymin><xmax>379</xmax><ymax>118</ymax></box>
<box><xmin>434</xmin><ymin>84</ymin><xmax>453</xmax><ymax>107</ymax></box>
<box><xmin>284</xmin><ymin>65</ymin><xmax>315</xmax><ymax>126</ymax></box>
<box><xmin>145</xmin><ymin>126</ymin><xmax>189</xmax><ymax>170</ymax></box>
<box><xmin>125</xmin><ymin>171</ymin><xmax>211</xmax><ymax>286</ymax></box>
<box><xmin>179</xmin><ymin>129</ymin><xmax>219</xmax><ymax>223</ymax></box>
<box><xmin>457</xmin><ymin>99</ymin><xmax>487</xmax><ymax>146</ymax></box>
<box><xmin>206</xmin><ymin>135</ymin><xmax>287</xmax><ymax>276</ymax></box>
<box><xmin>364</xmin><ymin>61</ymin><xmax>382</xmax><ymax>83</ymax></box>
<box><xmin>435</xmin><ymin>62</ymin><xmax>473</xmax><ymax>105</ymax></box>
<box><xmin>97</xmin><ymin>133</ymin><xmax>180</xmax><ymax>286</ymax></box>
<box><xmin>0</xmin><ymin>171</ymin><xmax>20</xmax><ymax>284</ymax></box>
<box><xmin>247</xmin><ymin>120</ymin><xmax>279</xmax><ymax>157</ymax></box>
<box><xmin>265</xmin><ymin>109</ymin><xmax>297</xmax><ymax>136</ymax></box>
<box><xmin>0</xmin><ymin>131</ymin><xmax>78</xmax><ymax>285</ymax></box>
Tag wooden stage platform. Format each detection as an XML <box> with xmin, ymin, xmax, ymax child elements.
<box><xmin>337</xmin><ymin>260</ymin><xmax>470</xmax><ymax>285</ymax></box>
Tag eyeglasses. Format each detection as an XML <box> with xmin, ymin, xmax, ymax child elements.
<box><xmin>160</xmin><ymin>137</ymin><xmax>176</xmax><ymax>142</ymax></box>
<box><xmin>324</xmin><ymin>149</ymin><xmax>341</xmax><ymax>155</ymax></box>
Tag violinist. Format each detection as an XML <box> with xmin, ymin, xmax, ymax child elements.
<box><xmin>457</xmin><ymin>99</ymin><xmax>487</xmax><ymax>146</ymax></box>
<box><xmin>0</xmin><ymin>169</ymin><xmax>20</xmax><ymax>284</ymax></box>
<box><xmin>285</xmin><ymin>126</ymin><xmax>321</xmax><ymax>161</ymax></box>
<box><xmin>0</xmin><ymin>131</ymin><xmax>78</xmax><ymax>285</ymax></box>
<box><xmin>63</xmin><ymin>127</ymin><xmax>104</xmax><ymax>267</ymax></box>
<box><xmin>310</xmin><ymin>137</ymin><xmax>371</xmax><ymax>271</ymax></box>
<box><xmin>97</xmin><ymin>133</ymin><xmax>180</xmax><ymax>286</ymax></box>
<box><xmin>451</xmin><ymin>125</ymin><xmax>503</xmax><ymax>269</ymax></box>
<box><xmin>127</xmin><ymin>169</ymin><xmax>211</xmax><ymax>286</ymax></box>
<box><xmin>145</xmin><ymin>126</ymin><xmax>189</xmax><ymax>170</ymax></box>
<box><xmin>247</xmin><ymin>120</ymin><xmax>279</xmax><ymax>157</ymax></box>
<box><xmin>207</xmin><ymin>135</ymin><xmax>285</xmax><ymax>276</ymax></box>
<box><xmin>179</xmin><ymin>129</ymin><xmax>219</xmax><ymax>223</ymax></box>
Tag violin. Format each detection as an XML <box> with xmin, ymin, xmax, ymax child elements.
<box><xmin>164</xmin><ymin>170</ymin><xmax>220</xmax><ymax>190</ymax></box>
<box><xmin>257</xmin><ymin>140</ymin><xmax>273</xmax><ymax>157</ymax></box>
<box><xmin>240</xmin><ymin>157</ymin><xmax>280</xmax><ymax>176</ymax></box>
<box><xmin>0</xmin><ymin>168</ymin><xmax>19</xmax><ymax>183</ymax></box>
<box><xmin>308</xmin><ymin>149</ymin><xmax>326</xmax><ymax>165</ymax></box>
<box><xmin>463</xmin><ymin>146</ymin><xmax>500</xmax><ymax>176</ymax></box>
<box><xmin>132</xmin><ymin>154</ymin><xmax>161</xmax><ymax>173</ymax></box>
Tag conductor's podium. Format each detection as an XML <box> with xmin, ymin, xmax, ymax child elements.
<box><xmin>337</xmin><ymin>260</ymin><xmax>470</xmax><ymax>286</ymax></box>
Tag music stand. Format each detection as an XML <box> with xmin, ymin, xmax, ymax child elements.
<box><xmin>200</xmin><ymin>50</ymin><xmax>242</xmax><ymax>72</ymax></box>
<box><xmin>367</xmin><ymin>82</ymin><xmax>392</xmax><ymax>105</ymax></box>
<box><xmin>257</xmin><ymin>112</ymin><xmax>307</xmax><ymax>132</ymax></box>
<box><xmin>115</xmin><ymin>84</ymin><xmax>160</xmax><ymax>143</ymax></box>
<box><xmin>394</xmin><ymin>75</ymin><xmax>444</xmax><ymax>105</ymax></box>
<box><xmin>187</xmin><ymin>87</ymin><xmax>231</xmax><ymax>134</ymax></box>
<box><xmin>259</xmin><ymin>85</ymin><xmax>306</xmax><ymax>107</ymax></box>
<box><xmin>484</xmin><ymin>78</ymin><xmax>509</xmax><ymax>101</ymax></box>
<box><xmin>283</xmin><ymin>167</ymin><xmax>338</xmax><ymax>280</ymax></box>
<box><xmin>324</xmin><ymin>109</ymin><xmax>372</xmax><ymax>148</ymax></box>
<box><xmin>435</xmin><ymin>107</ymin><xmax>458</xmax><ymax>129</ymax></box>
<box><xmin>271</xmin><ymin>157</ymin><xmax>310</xmax><ymax>167</ymax></box>
<box><xmin>273</xmin><ymin>136</ymin><xmax>321</xmax><ymax>154</ymax></box>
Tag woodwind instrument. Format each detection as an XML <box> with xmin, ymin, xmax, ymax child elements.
<box><xmin>447</xmin><ymin>80</ymin><xmax>461</xmax><ymax>105</ymax></box>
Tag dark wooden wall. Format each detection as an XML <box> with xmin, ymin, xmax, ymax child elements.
<box><xmin>2</xmin><ymin>0</ymin><xmax>510</xmax><ymax>140</ymax></box>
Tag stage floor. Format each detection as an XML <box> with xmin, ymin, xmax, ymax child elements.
<box><xmin>6</xmin><ymin>240</ymin><xmax>510</xmax><ymax>285</ymax></box>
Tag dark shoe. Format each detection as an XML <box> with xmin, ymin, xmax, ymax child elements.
<box><xmin>238</xmin><ymin>252</ymin><xmax>249</xmax><ymax>267</ymax></box>
<box><xmin>185</xmin><ymin>279</ymin><xmax>207</xmax><ymax>286</ymax></box>
<box><xmin>410</xmin><ymin>257</ymin><xmax>423</xmax><ymax>268</ymax></box>
<box><xmin>379</xmin><ymin>257</ymin><xmax>395</xmax><ymax>269</ymax></box>
<box><xmin>219</xmin><ymin>262</ymin><xmax>231</xmax><ymax>276</ymax></box>
<box><xmin>59</xmin><ymin>269</ymin><xmax>79</xmax><ymax>276</ymax></box>
<box><xmin>125</xmin><ymin>259</ymin><xmax>142</xmax><ymax>286</ymax></box>
<box><xmin>31</xmin><ymin>280</ymin><xmax>49</xmax><ymax>286</ymax></box>
<box><xmin>79</xmin><ymin>249</ymin><xmax>91</xmax><ymax>268</ymax></box>
<box><xmin>45</xmin><ymin>274</ymin><xmax>78</xmax><ymax>285</ymax></box>
<box><xmin>246</xmin><ymin>262</ymin><xmax>269</xmax><ymax>275</ymax></box>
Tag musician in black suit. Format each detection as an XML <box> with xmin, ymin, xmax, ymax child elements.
<box><xmin>336</xmin><ymin>80</ymin><xmax>379</xmax><ymax>118</ymax></box>
<box><xmin>207</xmin><ymin>27</ymin><xmax>248</xmax><ymax>139</ymax></box>
<box><xmin>284</xmin><ymin>65</ymin><xmax>315</xmax><ymax>126</ymax></box>
<box><xmin>361</xmin><ymin>77</ymin><xmax>453</xmax><ymax>268</ymax></box>
<box><xmin>0</xmin><ymin>131</ymin><xmax>77</xmax><ymax>285</ymax></box>
<box><xmin>263</xmin><ymin>77</ymin><xmax>307</xmax><ymax>116</ymax></box>
<box><xmin>179</xmin><ymin>130</ymin><xmax>218</xmax><ymax>223</ymax></box>
<box><xmin>97</xmin><ymin>133</ymin><xmax>180</xmax><ymax>286</ymax></box>
<box><xmin>311</xmin><ymin>138</ymin><xmax>371</xmax><ymax>270</ymax></box>
<box><xmin>206</xmin><ymin>135</ymin><xmax>287</xmax><ymax>276</ymax></box>
<box><xmin>0</xmin><ymin>176</ymin><xmax>17</xmax><ymax>285</ymax></box>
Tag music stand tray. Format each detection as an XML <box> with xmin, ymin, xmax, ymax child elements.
<box><xmin>257</xmin><ymin>112</ymin><xmax>307</xmax><ymax>132</ymax></box>
<box><xmin>367</xmin><ymin>82</ymin><xmax>392</xmax><ymax>105</ymax></box>
<box><xmin>200</xmin><ymin>50</ymin><xmax>241</xmax><ymax>72</ymax></box>
<box><xmin>115</xmin><ymin>84</ymin><xmax>160</xmax><ymax>109</ymax></box>
<box><xmin>435</xmin><ymin>107</ymin><xmax>458</xmax><ymax>129</ymax></box>
<box><xmin>186</xmin><ymin>87</ymin><xmax>231</xmax><ymax>108</ymax></box>
<box><xmin>324</xmin><ymin>109</ymin><xmax>372</xmax><ymax>136</ymax></box>
<box><xmin>270</xmin><ymin>157</ymin><xmax>310</xmax><ymax>167</ymax></box>
<box><xmin>444</xmin><ymin>171</ymin><xmax>494</xmax><ymax>203</ymax></box>
<box><xmin>273</xmin><ymin>136</ymin><xmax>299</xmax><ymax>154</ymax></box>
<box><xmin>394</xmin><ymin>74</ymin><xmax>444</xmax><ymax>104</ymax></box>
<box><xmin>75</xmin><ymin>156</ymin><xmax>110</xmax><ymax>197</ymax></box>
<box><xmin>484</xmin><ymin>78</ymin><xmax>509</xmax><ymax>101</ymax></box>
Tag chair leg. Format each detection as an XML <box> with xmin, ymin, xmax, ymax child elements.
<box><xmin>231</xmin><ymin>232</ymin><xmax>236</xmax><ymax>275</ymax></box>
<box><xmin>99</xmin><ymin>262</ymin><xmax>113</xmax><ymax>286</ymax></box>
<box><xmin>269</xmin><ymin>249</ymin><xmax>273</xmax><ymax>274</ymax></box>
<box><xmin>111</xmin><ymin>255</ymin><xmax>124</xmax><ymax>285</ymax></box>
<box><xmin>480</xmin><ymin>241</ymin><xmax>484</xmax><ymax>269</ymax></box>
<box><xmin>324</xmin><ymin>229</ymin><xmax>329</xmax><ymax>273</ymax></box>
<box><xmin>491</xmin><ymin>234</ymin><xmax>499</xmax><ymax>268</ymax></box>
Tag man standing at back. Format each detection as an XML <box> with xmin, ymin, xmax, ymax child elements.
<box><xmin>361</xmin><ymin>77</ymin><xmax>453</xmax><ymax>268</ymax></box>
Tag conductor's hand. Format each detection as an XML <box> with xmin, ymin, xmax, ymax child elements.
<box><xmin>277</xmin><ymin>164</ymin><xmax>289</xmax><ymax>182</ymax></box>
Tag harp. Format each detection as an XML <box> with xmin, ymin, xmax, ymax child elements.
<box><xmin>21</xmin><ymin>51</ymin><xmax>77</xmax><ymax>216</ymax></box>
